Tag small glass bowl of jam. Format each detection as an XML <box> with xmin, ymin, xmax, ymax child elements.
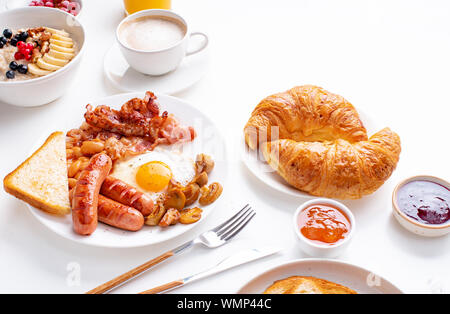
<box><xmin>392</xmin><ymin>175</ymin><xmax>450</xmax><ymax>237</ymax></box>
<box><xmin>293</xmin><ymin>198</ymin><xmax>355</xmax><ymax>258</ymax></box>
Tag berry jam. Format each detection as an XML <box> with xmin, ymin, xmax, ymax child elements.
<box><xmin>298</xmin><ymin>204</ymin><xmax>351</xmax><ymax>245</ymax></box>
<box><xmin>397</xmin><ymin>180</ymin><xmax>450</xmax><ymax>225</ymax></box>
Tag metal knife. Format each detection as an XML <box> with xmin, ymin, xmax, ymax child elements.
<box><xmin>138</xmin><ymin>246</ymin><xmax>280</xmax><ymax>294</ymax></box>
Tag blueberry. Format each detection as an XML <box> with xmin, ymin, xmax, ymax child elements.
<box><xmin>3</xmin><ymin>29</ymin><xmax>12</xmax><ymax>39</ymax></box>
<box><xmin>0</xmin><ymin>36</ymin><xmax>6</xmax><ymax>45</ymax></box>
<box><xmin>17</xmin><ymin>64</ymin><xmax>28</xmax><ymax>74</ymax></box>
<box><xmin>6</xmin><ymin>70</ymin><xmax>15</xmax><ymax>79</ymax></box>
<box><xmin>9</xmin><ymin>61</ymin><xmax>18</xmax><ymax>71</ymax></box>
<box><xmin>0</xmin><ymin>42</ymin><xmax>3</xmax><ymax>49</ymax></box>
<box><xmin>18</xmin><ymin>31</ymin><xmax>28</xmax><ymax>41</ymax></box>
<box><xmin>10</xmin><ymin>37</ymin><xmax>18</xmax><ymax>46</ymax></box>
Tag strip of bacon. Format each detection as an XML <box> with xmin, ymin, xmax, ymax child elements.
<box><xmin>84</xmin><ymin>91</ymin><xmax>195</xmax><ymax>146</ymax></box>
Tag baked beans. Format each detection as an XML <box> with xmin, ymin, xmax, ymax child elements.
<box><xmin>81</xmin><ymin>140</ymin><xmax>105</xmax><ymax>156</ymax></box>
<box><xmin>68</xmin><ymin>159</ymin><xmax>82</xmax><ymax>178</ymax></box>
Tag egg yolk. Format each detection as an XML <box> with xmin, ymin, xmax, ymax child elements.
<box><xmin>136</xmin><ymin>161</ymin><xmax>172</xmax><ymax>192</ymax></box>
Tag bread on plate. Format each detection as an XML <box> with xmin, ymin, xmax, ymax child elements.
<box><xmin>3</xmin><ymin>131</ymin><xmax>70</xmax><ymax>215</ymax></box>
<box><xmin>263</xmin><ymin>276</ymin><xmax>357</xmax><ymax>294</ymax></box>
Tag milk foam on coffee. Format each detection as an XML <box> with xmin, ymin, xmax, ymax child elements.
<box><xmin>120</xmin><ymin>16</ymin><xmax>186</xmax><ymax>51</ymax></box>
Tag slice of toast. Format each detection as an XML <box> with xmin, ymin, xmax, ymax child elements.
<box><xmin>3</xmin><ymin>131</ymin><xmax>71</xmax><ymax>215</ymax></box>
<box><xmin>263</xmin><ymin>276</ymin><xmax>357</xmax><ymax>294</ymax></box>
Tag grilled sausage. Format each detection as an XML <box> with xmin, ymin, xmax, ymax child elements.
<box><xmin>100</xmin><ymin>176</ymin><xmax>154</xmax><ymax>217</ymax></box>
<box><xmin>71</xmin><ymin>153</ymin><xmax>112</xmax><ymax>235</ymax></box>
<box><xmin>97</xmin><ymin>195</ymin><xmax>144</xmax><ymax>231</ymax></box>
<box><xmin>70</xmin><ymin>189</ymin><xmax>144</xmax><ymax>232</ymax></box>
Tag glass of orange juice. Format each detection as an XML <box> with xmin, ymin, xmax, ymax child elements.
<box><xmin>123</xmin><ymin>0</ymin><xmax>171</xmax><ymax>15</ymax></box>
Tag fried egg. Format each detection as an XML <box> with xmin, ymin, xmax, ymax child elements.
<box><xmin>111</xmin><ymin>147</ymin><xmax>196</xmax><ymax>201</ymax></box>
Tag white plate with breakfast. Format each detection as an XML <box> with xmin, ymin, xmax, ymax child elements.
<box><xmin>103</xmin><ymin>42</ymin><xmax>209</xmax><ymax>94</ymax></box>
<box><xmin>237</xmin><ymin>259</ymin><xmax>403</xmax><ymax>294</ymax></box>
<box><xmin>242</xmin><ymin>85</ymin><xmax>401</xmax><ymax>200</ymax></box>
<box><xmin>3</xmin><ymin>91</ymin><xmax>227</xmax><ymax>248</ymax></box>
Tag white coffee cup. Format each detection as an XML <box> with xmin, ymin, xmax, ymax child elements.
<box><xmin>116</xmin><ymin>9</ymin><xmax>208</xmax><ymax>76</ymax></box>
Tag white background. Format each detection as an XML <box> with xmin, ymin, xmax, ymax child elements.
<box><xmin>0</xmin><ymin>0</ymin><xmax>449</xmax><ymax>294</ymax></box>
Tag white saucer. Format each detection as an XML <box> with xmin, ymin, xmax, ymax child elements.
<box><xmin>103</xmin><ymin>42</ymin><xmax>209</xmax><ymax>94</ymax></box>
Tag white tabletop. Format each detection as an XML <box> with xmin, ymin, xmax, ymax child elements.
<box><xmin>0</xmin><ymin>0</ymin><xmax>449</xmax><ymax>294</ymax></box>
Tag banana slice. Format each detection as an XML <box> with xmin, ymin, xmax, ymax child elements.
<box><xmin>45</xmin><ymin>27</ymin><xmax>69</xmax><ymax>37</ymax></box>
<box><xmin>43</xmin><ymin>53</ymin><xmax>69</xmax><ymax>67</ymax></box>
<box><xmin>28</xmin><ymin>63</ymin><xmax>52</xmax><ymax>76</ymax></box>
<box><xmin>48</xmin><ymin>49</ymin><xmax>75</xmax><ymax>60</ymax></box>
<box><xmin>49</xmin><ymin>43</ymin><xmax>75</xmax><ymax>53</ymax></box>
<box><xmin>51</xmin><ymin>34</ymin><xmax>73</xmax><ymax>43</ymax></box>
<box><xmin>28</xmin><ymin>28</ymin><xmax>76</xmax><ymax>77</ymax></box>
<box><xmin>50</xmin><ymin>38</ymin><xmax>73</xmax><ymax>48</ymax></box>
<box><xmin>37</xmin><ymin>58</ymin><xmax>62</xmax><ymax>71</ymax></box>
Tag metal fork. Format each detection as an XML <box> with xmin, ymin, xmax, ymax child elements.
<box><xmin>86</xmin><ymin>204</ymin><xmax>255</xmax><ymax>294</ymax></box>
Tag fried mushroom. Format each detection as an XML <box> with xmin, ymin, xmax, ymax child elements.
<box><xmin>195</xmin><ymin>154</ymin><xmax>214</xmax><ymax>174</ymax></box>
<box><xmin>164</xmin><ymin>188</ymin><xmax>186</xmax><ymax>210</ymax></box>
<box><xmin>193</xmin><ymin>171</ymin><xmax>208</xmax><ymax>187</ymax></box>
<box><xmin>179</xmin><ymin>207</ymin><xmax>203</xmax><ymax>224</ymax></box>
<box><xmin>159</xmin><ymin>208</ymin><xmax>181</xmax><ymax>227</ymax></box>
<box><xmin>183</xmin><ymin>183</ymin><xmax>201</xmax><ymax>206</ymax></box>
<box><xmin>199</xmin><ymin>182</ymin><xmax>223</xmax><ymax>206</ymax></box>
<box><xmin>145</xmin><ymin>200</ymin><xmax>167</xmax><ymax>226</ymax></box>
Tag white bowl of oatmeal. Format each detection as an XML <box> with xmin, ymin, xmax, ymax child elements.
<box><xmin>0</xmin><ymin>7</ymin><xmax>85</xmax><ymax>107</ymax></box>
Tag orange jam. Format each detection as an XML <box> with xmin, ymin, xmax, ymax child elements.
<box><xmin>298</xmin><ymin>204</ymin><xmax>351</xmax><ymax>245</ymax></box>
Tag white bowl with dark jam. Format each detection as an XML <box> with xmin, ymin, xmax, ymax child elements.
<box><xmin>293</xmin><ymin>198</ymin><xmax>355</xmax><ymax>258</ymax></box>
<box><xmin>392</xmin><ymin>176</ymin><xmax>450</xmax><ymax>237</ymax></box>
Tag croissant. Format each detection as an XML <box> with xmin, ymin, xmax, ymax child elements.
<box><xmin>244</xmin><ymin>85</ymin><xmax>368</xmax><ymax>150</ymax></box>
<box><xmin>262</xmin><ymin>128</ymin><xmax>401</xmax><ymax>199</ymax></box>
<box><xmin>244</xmin><ymin>85</ymin><xmax>401</xmax><ymax>199</ymax></box>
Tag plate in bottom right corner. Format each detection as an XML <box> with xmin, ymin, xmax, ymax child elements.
<box><xmin>237</xmin><ymin>259</ymin><xmax>403</xmax><ymax>294</ymax></box>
